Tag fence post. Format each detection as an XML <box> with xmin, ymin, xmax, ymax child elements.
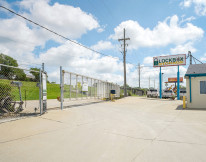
<box><xmin>94</xmin><ymin>79</ymin><xmax>96</xmax><ymax>98</ymax></box>
<box><xmin>70</xmin><ymin>73</ymin><xmax>71</xmax><ymax>100</ymax></box>
<box><xmin>76</xmin><ymin>75</ymin><xmax>78</xmax><ymax>99</ymax></box>
<box><xmin>91</xmin><ymin>78</ymin><xmax>92</xmax><ymax>99</ymax></box>
<box><xmin>87</xmin><ymin>77</ymin><xmax>88</xmax><ymax>99</ymax></box>
<box><xmin>82</xmin><ymin>76</ymin><xmax>83</xmax><ymax>99</ymax></box>
<box><xmin>39</xmin><ymin>69</ymin><xmax>42</xmax><ymax>114</ymax></box>
<box><xmin>60</xmin><ymin>66</ymin><xmax>63</xmax><ymax>110</ymax></box>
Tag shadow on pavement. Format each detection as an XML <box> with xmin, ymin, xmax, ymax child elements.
<box><xmin>139</xmin><ymin>97</ymin><xmax>175</xmax><ymax>101</ymax></box>
<box><xmin>47</xmin><ymin>101</ymin><xmax>105</xmax><ymax>111</ymax></box>
<box><xmin>176</xmin><ymin>104</ymin><xmax>206</xmax><ymax>111</ymax></box>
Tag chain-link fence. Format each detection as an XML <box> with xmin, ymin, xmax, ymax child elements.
<box><xmin>60</xmin><ymin>68</ymin><xmax>120</xmax><ymax>109</ymax></box>
<box><xmin>0</xmin><ymin>64</ymin><xmax>44</xmax><ymax>120</ymax></box>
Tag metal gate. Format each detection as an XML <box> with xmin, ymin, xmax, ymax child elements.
<box><xmin>0</xmin><ymin>63</ymin><xmax>47</xmax><ymax>120</ymax></box>
<box><xmin>60</xmin><ymin>66</ymin><xmax>120</xmax><ymax>109</ymax></box>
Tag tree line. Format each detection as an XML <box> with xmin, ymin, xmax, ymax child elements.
<box><xmin>0</xmin><ymin>53</ymin><xmax>40</xmax><ymax>82</ymax></box>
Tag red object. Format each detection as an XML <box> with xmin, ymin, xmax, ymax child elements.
<box><xmin>168</xmin><ymin>77</ymin><xmax>183</xmax><ymax>83</ymax></box>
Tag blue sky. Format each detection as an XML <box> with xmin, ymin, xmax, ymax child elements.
<box><xmin>0</xmin><ymin>0</ymin><xmax>206</xmax><ymax>87</ymax></box>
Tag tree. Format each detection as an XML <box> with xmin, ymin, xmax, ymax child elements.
<box><xmin>30</xmin><ymin>68</ymin><xmax>40</xmax><ymax>81</ymax></box>
<box><xmin>0</xmin><ymin>53</ymin><xmax>26</xmax><ymax>80</ymax></box>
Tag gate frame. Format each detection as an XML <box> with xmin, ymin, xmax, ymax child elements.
<box><xmin>60</xmin><ymin>67</ymin><xmax>120</xmax><ymax>109</ymax></box>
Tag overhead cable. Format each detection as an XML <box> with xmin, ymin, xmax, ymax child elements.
<box><xmin>0</xmin><ymin>6</ymin><xmax>136</xmax><ymax>65</ymax></box>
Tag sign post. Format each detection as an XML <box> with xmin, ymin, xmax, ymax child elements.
<box><xmin>153</xmin><ymin>54</ymin><xmax>186</xmax><ymax>100</ymax></box>
<box><xmin>159</xmin><ymin>67</ymin><xmax>162</xmax><ymax>99</ymax></box>
<box><xmin>177</xmin><ymin>65</ymin><xmax>180</xmax><ymax>100</ymax></box>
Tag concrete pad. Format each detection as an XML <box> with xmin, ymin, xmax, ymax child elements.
<box><xmin>1</xmin><ymin>97</ymin><xmax>206</xmax><ymax>162</ymax></box>
<box><xmin>0</xmin><ymin>125</ymin><xmax>150</xmax><ymax>162</ymax></box>
<box><xmin>0</xmin><ymin>116</ymin><xmax>67</xmax><ymax>143</ymax></box>
<box><xmin>134</xmin><ymin>140</ymin><xmax>206</xmax><ymax>162</ymax></box>
<box><xmin>175</xmin><ymin>111</ymin><xmax>206</xmax><ymax>124</ymax></box>
<box><xmin>157</xmin><ymin>122</ymin><xmax>206</xmax><ymax>145</ymax></box>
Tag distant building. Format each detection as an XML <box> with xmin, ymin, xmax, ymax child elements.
<box><xmin>26</xmin><ymin>74</ymin><xmax>35</xmax><ymax>79</ymax></box>
<box><xmin>128</xmin><ymin>88</ymin><xmax>144</xmax><ymax>96</ymax></box>
<box><xmin>185</xmin><ymin>64</ymin><xmax>206</xmax><ymax>108</ymax></box>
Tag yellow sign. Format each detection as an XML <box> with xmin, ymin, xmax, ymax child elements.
<box><xmin>77</xmin><ymin>82</ymin><xmax>81</xmax><ymax>89</ymax></box>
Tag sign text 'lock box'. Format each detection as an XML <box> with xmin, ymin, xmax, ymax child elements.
<box><xmin>153</xmin><ymin>54</ymin><xmax>186</xmax><ymax>67</ymax></box>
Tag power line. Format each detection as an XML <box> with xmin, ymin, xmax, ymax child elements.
<box><xmin>192</xmin><ymin>55</ymin><xmax>203</xmax><ymax>64</ymax></box>
<box><xmin>0</xmin><ymin>5</ymin><xmax>136</xmax><ymax>65</ymax></box>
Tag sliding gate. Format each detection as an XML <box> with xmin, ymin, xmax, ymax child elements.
<box><xmin>60</xmin><ymin>67</ymin><xmax>120</xmax><ymax>109</ymax></box>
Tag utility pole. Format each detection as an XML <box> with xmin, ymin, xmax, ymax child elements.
<box><xmin>118</xmin><ymin>28</ymin><xmax>130</xmax><ymax>97</ymax></box>
<box><xmin>154</xmin><ymin>79</ymin><xmax>155</xmax><ymax>89</ymax></box>
<box><xmin>138</xmin><ymin>63</ymin><xmax>140</xmax><ymax>88</ymax></box>
<box><xmin>149</xmin><ymin>76</ymin><xmax>150</xmax><ymax>88</ymax></box>
<box><xmin>188</xmin><ymin>51</ymin><xmax>192</xmax><ymax>65</ymax></box>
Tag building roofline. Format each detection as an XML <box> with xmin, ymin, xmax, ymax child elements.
<box><xmin>185</xmin><ymin>73</ymin><xmax>206</xmax><ymax>77</ymax></box>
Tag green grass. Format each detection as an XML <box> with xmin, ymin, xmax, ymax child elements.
<box><xmin>0</xmin><ymin>79</ymin><xmax>97</xmax><ymax>100</ymax></box>
<box><xmin>0</xmin><ymin>79</ymin><xmax>39</xmax><ymax>100</ymax></box>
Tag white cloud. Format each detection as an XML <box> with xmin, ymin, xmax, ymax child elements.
<box><xmin>0</xmin><ymin>0</ymin><xmax>128</xmax><ymax>86</ymax></box>
<box><xmin>97</xmin><ymin>25</ymin><xmax>107</xmax><ymax>33</ymax></box>
<box><xmin>180</xmin><ymin>15</ymin><xmax>196</xmax><ymax>23</ymax></box>
<box><xmin>0</xmin><ymin>17</ymin><xmax>45</xmax><ymax>62</ymax></box>
<box><xmin>200</xmin><ymin>53</ymin><xmax>206</xmax><ymax>61</ymax></box>
<box><xmin>180</xmin><ymin>0</ymin><xmax>206</xmax><ymax>16</ymax></box>
<box><xmin>91</xmin><ymin>41</ymin><xmax>114</xmax><ymax>51</ymax></box>
<box><xmin>170</xmin><ymin>42</ymin><xmax>197</xmax><ymax>54</ymax></box>
<box><xmin>143</xmin><ymin>56</ymin><xmax>153</xmax><ymax>65</ymax></box>
<box><xmin>19</xmin><ymin>0</ymin><xmax>99</xmax><ymax>39</ymax></box>
<box><xmin>0</xmin><ymin>0</ymin><xmax>101</xmax><ymax>65</ymax></box>
<box><xmin>110</xmin><ymin>15</ymin><xmax>204</xmax><ymax>49</ymax></box>
<box><xmin>37</xmin><ymin>40</ymin><xmax>128</xmax><ymax>83</ymax></box>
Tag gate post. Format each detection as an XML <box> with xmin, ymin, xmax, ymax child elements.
<box><xmin>60</xmin><ymin>66</ymin><xmax>63</xmax><ymax>110</ymax></box>
<box><xmin>39</xmin><ymin>69</ymin><xmax>42</xmax><ymax>114</ymax></box>
<box><xmin>70</xmin><ymin>73</ymin><xmax>71</xmax><ymax>100</ymax></box>
<box><xmin>177</xmin><ymin>65</ymin><xmax>180</xmax><ymax>100</ymax></box>
<box><xmin>76</xmin><ymin>75</ymin><xmax>78</xmax><ymax>99</ymax></box>
<box><xmin>82</xmin><ymin>76</ymin><xmax>83</xmax><ymax>99</ymax></box>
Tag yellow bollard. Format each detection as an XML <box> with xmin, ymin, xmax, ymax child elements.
<box><xmin>183</xmin><ymin>96</ymin><xmax>186</xmax><ymax>109</ymax></box>
<box><xmin>110</xmin><ymin>94</ymin><xmax>115</xmax><ymax>102</ymax></box>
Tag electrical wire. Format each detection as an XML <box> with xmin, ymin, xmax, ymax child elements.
<box><xmin>192</xmin><ymin>55</ymin><xmax>203</xmax><ymax>64</ymax></box>
<box><xmin>0</xmin><ymin>5</ymin><xmax>138</xmax><ymax>66</ymax></box>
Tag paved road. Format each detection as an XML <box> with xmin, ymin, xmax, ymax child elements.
<box><xmin>0</xmin><ymin>97</ymin><xmax>206</xmax><ymax>162</ymax></box>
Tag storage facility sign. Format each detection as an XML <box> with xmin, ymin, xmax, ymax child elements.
<box><xmin>153</xmin><ymin>54</ymin><xmax>186</xmax><ymax>67</ymax></box>
<box><xmin>82</xmin><ymin>82</ymin><xmax>88</xmax><ymax>92</ymax></box>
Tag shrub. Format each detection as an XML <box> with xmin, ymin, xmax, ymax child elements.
<box><xmin>171</xmin><ymin>95</ymin><xmax>176</xmax><ymax>100</ymax></box>
<box><xmin>0</xmin><ymin>82</ymin><xmax>12</xmax><ymax>99</ymax></box>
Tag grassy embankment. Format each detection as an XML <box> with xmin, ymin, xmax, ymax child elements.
<box><xmin>0</xmin><ymin>79</ymin><xmax>93</xmax><ymax>100</ymax></box>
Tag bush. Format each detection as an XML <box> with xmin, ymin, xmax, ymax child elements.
<box><xmin>171</xmin><ymin>95</ymin><xmax>176</xmax><ymax>100</ymax></box>
<box><xmin>120</xmin><ymin>94</ymin><xmax>124</xmax><ymax>98</ymax></box>
<box><xmin>0</xmin><ymin>82</ymin><xmax>12</xmax><ymax>99</ymax></box>
<box><xmin>128</xmin><ymin>91</ymin><xmax>132</xmax><ymax>96</ymax></box>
